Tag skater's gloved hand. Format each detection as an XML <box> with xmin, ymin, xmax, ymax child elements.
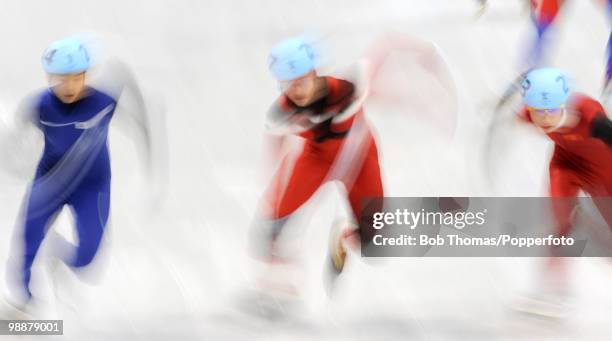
<box><xmin>591</xmin><ymin>115</ymin><xmax>612</xmax><ymax>147</ymax></box>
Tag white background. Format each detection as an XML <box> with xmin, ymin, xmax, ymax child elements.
<box><xmin>0</xmin><ymin>0</ymin><xmax>612</xmax><ymax>339</ymax></box>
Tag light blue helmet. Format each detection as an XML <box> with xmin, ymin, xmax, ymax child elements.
<box><xmin>41</xmin><ymin>37</ymin><xmax>91</xmax><ymax>75</ymax></box>
<box><xmin>268</xmin><ymin>36</ymin><xmax>318</xmax><ymax>81</ymax></box>
<box><xmin>521</xmin><ymin>67</ymin><xmax>571</xmax><ymax>109</ymax></box>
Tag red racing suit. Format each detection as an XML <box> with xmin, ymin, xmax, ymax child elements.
<box><xmin>260</xmin><ymin>76</ymin><xmax>383</xmax><ymax>243</ymax></box>
<box><xmin>520</xmin><ymin>93</ymin><xmax>612</xmax><ymax>236</ymax></box>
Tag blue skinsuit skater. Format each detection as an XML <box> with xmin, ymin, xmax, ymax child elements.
<box><xmin>22</xmin><ymin>90</ymin><xmax>115</xmax><ymax>299</ymax></box>
<box><xmin>9</xmin><ymin>37</ymin><xmax>120</xmax><ymax>304</ymax></box>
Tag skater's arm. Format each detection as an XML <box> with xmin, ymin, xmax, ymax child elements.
<box><xmin>91</xmin><ymin>58</ymin><xmax>137</xmax><ymax>101</ymax></box>
<box><xmin>265</xmin><ymin>97</ymin><xmax>315</xmax><ymax>135</ymax></box>
<box><xmin>14</xmin><ymin>93</ymin><xmax>41</xmax><ymax>129</ymax></box>
<box><xmin>0</xmin><ymin>94</ymin><xmax>42</xmax><ymax>178</ymax></box>
<box><xmin>328</xmin><ymin>63</ymin><xmax>368</xmax><ymax>131</ymax></box>
<box><xmin>92</xmin><ymin>58</ymin><xmax>168</xmax><ymax>207</ymax></box>
<box><xmin>591</xmin><ymin>115</ymin><xmax>612</xmax><ymax>146</ymax></box>
<box><xmin>576</xmin><ymin>96</ymin><xmax>612</xmax><ymax>146</ymax></box>
<box><xmin>93</xmin><ymin>59</ymin><xmax>156</xmax><ymax>167</ymax></box>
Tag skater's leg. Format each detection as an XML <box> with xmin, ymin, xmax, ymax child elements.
<box><xmin>606</xmin><ymin>31</ymin><xmax>612</xmax><ymax>86</ymax></box>
<box><xmin>64</xmin><ymin>182</ymin><xmax>110</xmax><ymax>268</ymax></box>
<box><xmin>325</xmin><ymin>133</ymin><xmax>382</xmax><ymax>286</ymax></box>
<box><xmin>603</xmin><ymin>36</ymin><xmax>612</xmax><ymax>106</ymax></box>
<box><xmin>263</xmin><ymin>150</ymin><xmax>331</xmax><ymax>219</ymax></box>
<box><xmin>526</xmin><ymin>0</ymin><xmax>561</xmax><ymax>69</ymax></box>
<box><xmin>605</xmin><ymin>0</ymin><xmax>612</xmax><ymax>85</ymax></box>
<box><xmin>248</xmin><ymin>144</ymin><xmax>333</xmax><ymax>299</ymax></box>
<box><xmin>511</xmin><ymin>161</ymin><xmax>578</xmax><ymax>318</ymax></box>
<box><xmin>13</xmin><ymin>188</ymin><xmax>63</xmax><ymax>301</ymax></box>
<box><xmin>587</xmin><ymin>180</ymin><xmax>612</xmax><ymax>234</ymax></box>
<box><xmin>346</xmin><ymin>136</ymin><xmax>384</xmax><ymax>249</ymax></box>
<box><xmin>549</xmin><ymin>164</ymin><xmax>580</xmax><ymax>239</ymax></box>
<box><xmin>544</xmin><ymin>163</ymin><xmax>579</xmax><ymax>291</ymax></box>
<box><xmin>251</xmin><ymin>147</ymin><xmax>331</xmax><ymax>260</ymax></box>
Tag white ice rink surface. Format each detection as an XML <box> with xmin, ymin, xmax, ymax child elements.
<box><xmin>1</xmin><ymin>0</ymin><xmax>612</xmax><ymax>340</ymax></box>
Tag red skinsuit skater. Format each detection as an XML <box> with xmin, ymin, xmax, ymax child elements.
<box><xmin>519</xmin><ymin>93</ymin><xmax>612</xmax><ymax>238</ymax></box>
<box><xmin>255</xmin><ymin>76</ymin><xmax>383</xmax><ymax>261</ymax></box>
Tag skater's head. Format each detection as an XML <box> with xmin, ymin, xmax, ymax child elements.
<box><xmin>528</xmin><ymin>106</ymin><xmax>569</xmax><ymax>131</ymax></box>
<box><xmin>48</xmin><ymin>72</ymin><xmax>87</xmax><ymax>104</ymax></box>
<box><xmin>280</xmin><ymin>70</ymin><xmax>328</xmax><ymax>107</ymax></box>
<box><xmin>269</xmin><ymin>36</ymin><xmax>326</xmax><ymax>107</ymax></box>
<box><xmin>42</xmin><ymin>37</ymin><xmax>91</xmax><ymax>104</ymax></box>
<box><xmin>522</xmin><ymin>68</ymin><xmax>571</xmax><ymax>132</ymax></box>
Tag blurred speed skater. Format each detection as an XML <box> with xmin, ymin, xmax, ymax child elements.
<box><xmin>498</xmin><ymin>0</ymin><xmax>612</xmax><ymax>108</ymax></box>
<box><xmin>508</xmin><ymin>67</ymin><xmax>612</xmax><ymax>316</ymax></box>
<box><xmin>526</xmin><ymin>0</ymin><xmax>565</xmax><ymax>68</ymax></box>
<box><xmin>250</xmin><ymin>36</ymin><xmax>384</xmax><ymax>294</ymax></box>
<box><xmin>4</xmin><ymin>36</ymin><xmax>157</xmax><ymax>311</ymax></box>
<box><xmin>518</xmin><ymin>68</ymin><xmax>612</xmax><ymax>231</ymax></box>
